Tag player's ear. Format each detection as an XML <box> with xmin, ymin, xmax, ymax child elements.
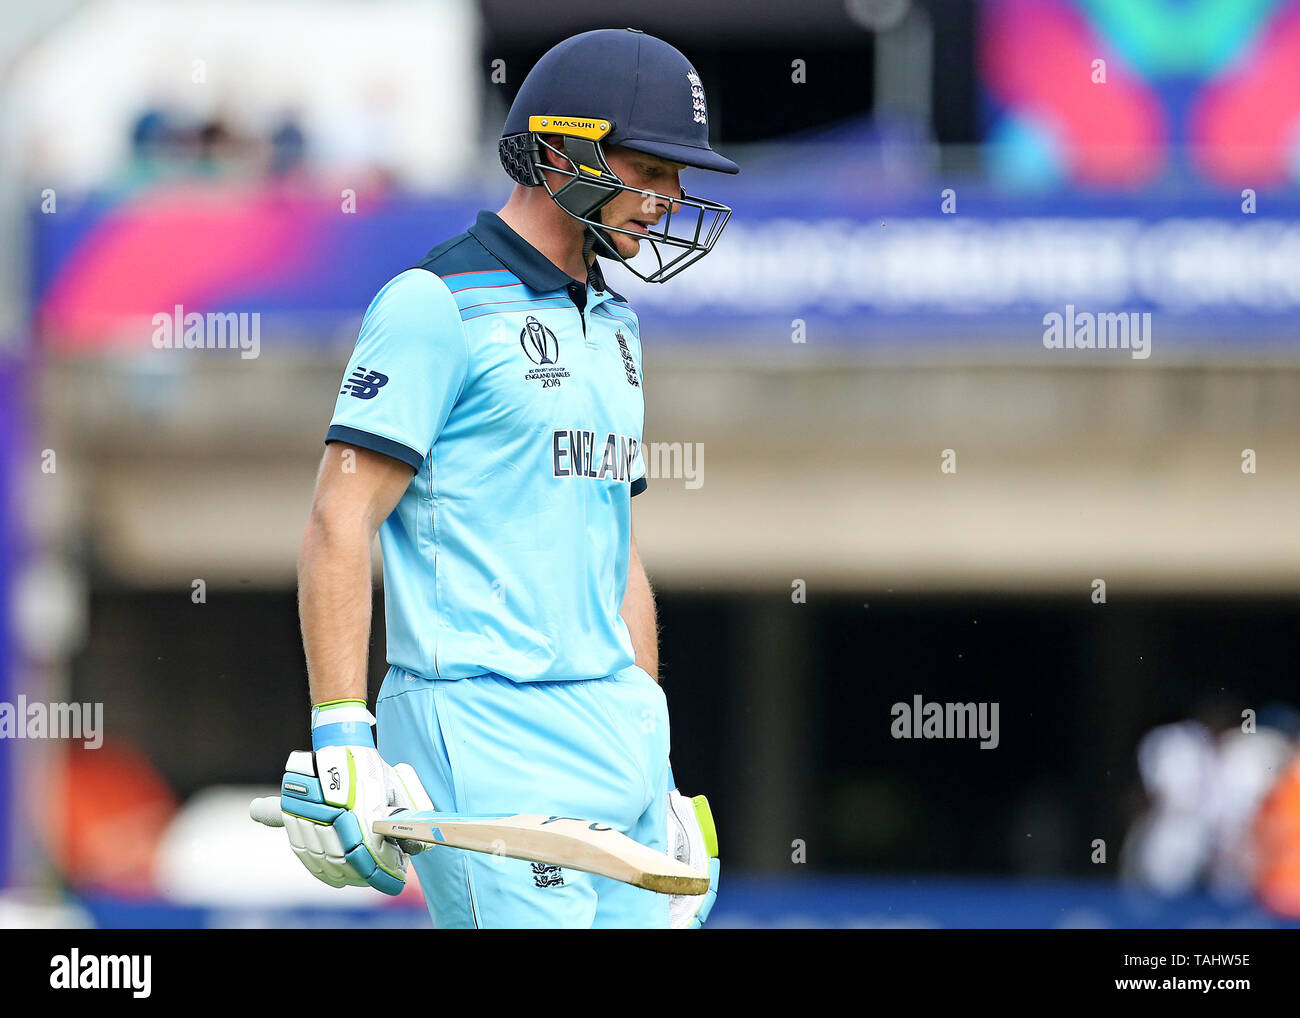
<box><xmin>539</xmin><ymin>134</ymin><xmax>569</xmax><ymax>171</ymax></box>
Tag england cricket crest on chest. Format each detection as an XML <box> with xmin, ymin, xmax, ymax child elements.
<box><xmin>520</xmin><ymin>315</ymin><xmax>570</xmax><ymax>389</ymax></box>
<box><xmin>615</xmin><ymin>329</ymin><xmax>640</xmax><ymax>387</ymax></box>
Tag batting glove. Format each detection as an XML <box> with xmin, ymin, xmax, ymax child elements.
<box><xmin>253</xmin><ymin>699</ymin><xmax>433</xmax><ymax>895</ymax></box>
<box><xmin>667</xmin><ymin>780</ymin><xmax>720</xmax><ymax>929</ymax></box>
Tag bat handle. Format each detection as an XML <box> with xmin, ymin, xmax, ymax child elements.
<box><xmin>250</xmin><ymin>795</ymin><xmax>285</xmax><ymax>828</ymax></box>
<box><xmin>250</xmin><ymin>799</ymin><xmax>413</xmax><ymax>835</ymax></box>
<box><xmin>250</xmin><ymin>799</ymin><xmax>426</xmax><ymax>860</ymax></box>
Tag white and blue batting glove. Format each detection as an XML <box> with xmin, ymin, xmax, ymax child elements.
<box><xmin>667</xmin><ymin>777</ymin><xmax>719</xmax><ymax>929</ymax></box>
<box><xmin>257</xmin><ymin>699</ymin><xmax>434</xmax><ymax>896</ymax></box>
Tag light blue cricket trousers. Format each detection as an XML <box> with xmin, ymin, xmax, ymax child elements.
<box><xmin>376</xmin><ymin>662</ymin><xmax>671</xmax><ymax>928</ymax></box>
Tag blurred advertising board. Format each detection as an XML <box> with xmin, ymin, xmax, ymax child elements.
<box><xmin>29</xmin><ymin>178</ymin><xmax>1300</xmax><ymax>357</ymax></box>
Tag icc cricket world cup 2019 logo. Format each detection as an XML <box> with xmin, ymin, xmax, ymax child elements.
<box><xmin>520</xmin><ymin>315</ymin><xmax>569</xmax><ymax>389</ymax></box>
<box><xmin>521</xmin><ymin>315</ymin><xmax>560</xmax><ymax>365</ymax></box>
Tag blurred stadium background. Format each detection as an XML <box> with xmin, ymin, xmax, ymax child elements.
<box><xmin>4</xmin><ymin>0</ymin><xmax>1300</xmax><ymax>928</ymax></box>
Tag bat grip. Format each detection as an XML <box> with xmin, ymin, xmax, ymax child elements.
<box><xmin>249</xmin><ymin>795</ymin><xmax>286</xmax><ymax>828</ymax></box>
<box><xmin>249</xmin><ymin>799</ymin><xmax>416</xmax><ymax>845</ymax></box>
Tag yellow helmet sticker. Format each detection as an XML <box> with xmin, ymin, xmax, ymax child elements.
<box><xmin>529</xmin><ymin>116</ymin><xmax>612</xmax><ymax>140</ymax></box>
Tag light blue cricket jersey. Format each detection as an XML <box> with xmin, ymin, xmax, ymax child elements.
<box><xmin>326</xmin><ymin>211</ymin><xmax>648</xmax><ymax>682</ymax></box>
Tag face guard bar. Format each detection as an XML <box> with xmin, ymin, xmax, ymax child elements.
<box><xmin>499</xmin><ymin>125</ymin><xmax>732</xmax><ymax>284</ymax></box>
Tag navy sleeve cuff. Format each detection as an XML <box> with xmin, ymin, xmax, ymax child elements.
<box><xmin>325</xmin><ymin>425</ymin><xmax>425</xmax><ymax>472</ymax></box>
<box><xmin>631</xmin><ymin>476</ymin><xmax>647</xmax><ymax>497</ymax></box>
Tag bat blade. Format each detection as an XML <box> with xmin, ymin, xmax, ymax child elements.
<box><xmin>373</xmin><ymin>812</ymin><xmax>709</xmax><ymax>896</ymax></box>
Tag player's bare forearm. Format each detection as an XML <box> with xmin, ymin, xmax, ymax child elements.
<box><xmin>299</xmin><ymin>508</ymin><xmax>373</xmax><ymax>705</ymax></box>
<box><xmin>620</xmin><ymin>527</ymin><xmax>659</xmax><ymax>680</ymax></box>
<box><xmin>299</xmin><ymin>444</ymin><xmax>412</xmax><ymax>706</ymax></box>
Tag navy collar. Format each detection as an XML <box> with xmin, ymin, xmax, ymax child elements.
<box><xmin>468</xmin><ymin>210</ymin><xmax>626</xmax><ymax>303</ymax></box>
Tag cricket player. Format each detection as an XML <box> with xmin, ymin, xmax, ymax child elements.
<box><xmin>256</xmin><ymin>29</ymin><xmax>737</xmax><ymax>928</ymax></box>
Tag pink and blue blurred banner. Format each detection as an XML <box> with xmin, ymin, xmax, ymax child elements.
<box><xmin>31</xmin><ymin>178</ymin><xmax>1300</xmax><ymax>355</ymax></box>
<box><xmin>32</xmin><ymin>186</ymin><xmax>480</xmax><ymax>351</ymax></box>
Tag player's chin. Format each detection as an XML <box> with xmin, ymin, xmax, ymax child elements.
<box><xmin>612</xmin><ymin>233</ymin><xmax>642</xmax><ymax>258</ymax></box>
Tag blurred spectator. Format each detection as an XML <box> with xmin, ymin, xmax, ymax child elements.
<box><xmin>1121</xmin><ymin>713</ymin><xmax>1294</xmax><ymax>901</ymax></box>
<box><xmin>1254</xmin><ymin>750</ymin><xmax>1300</xmax><ymax>917</ymax></box>
<box><xmin>268</xmin><ymin>113</ymin><xmax>307</xmax><ymax>178</ymax></box>
<box><xmin>117</xmin><ymin>105</ymin><xmax>311</xmax><ymax>189</ymax></box>
<box><xmin>46</xmin><ymin>740</ymin><xmax>178</xmax><ymax>897</ymax></box>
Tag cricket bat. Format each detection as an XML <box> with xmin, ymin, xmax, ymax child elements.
<box><xmin>250</xmin><ymin>798</ymin><xmax>709</xmax><ymax>896</ymax></box>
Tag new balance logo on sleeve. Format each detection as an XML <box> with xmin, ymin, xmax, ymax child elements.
<box><xmin>341</xmin><ymin>367</ymin><xmax>390</xmax><ymax>399</ymax></box>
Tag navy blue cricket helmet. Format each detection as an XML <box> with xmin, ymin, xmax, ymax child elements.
<box><xmin>499</xmin><ymin>28</ymin><xmax>738</xmax><ymax>283</ymax></box>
